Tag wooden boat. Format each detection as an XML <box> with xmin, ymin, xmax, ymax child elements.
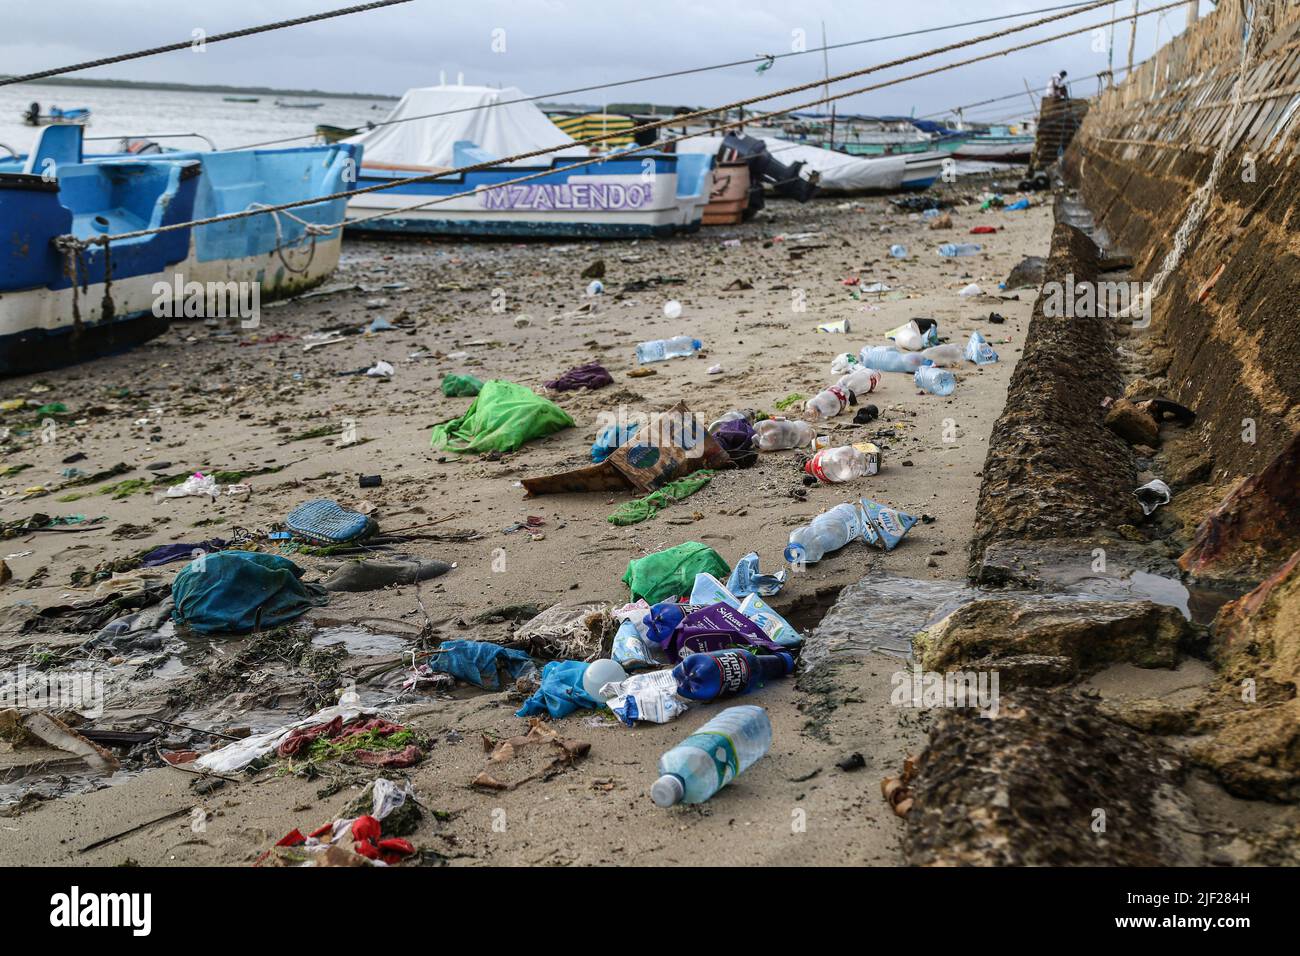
<box><xmin>275</xmin><ymin>99</ymin><xmax>324</xmax><ymax>110</ymax></box>
<box><xmin>222</xmin><ymin>96</ymin><xmax>260</xmax><ymax>103</ymax></box>
<box><xmin>0</xmin><ymin>125</ymin><xmax>361</xmax><ymax>376</ymax></box>
<box><xmin>548</xmin><ymin>112</ymin><xmax>636</xmax><ymax>150</ymax></box>
<box><xmin>317</xmin><ymin>123</ymin><xmax>367</xmax><ymax>143</ymax></box>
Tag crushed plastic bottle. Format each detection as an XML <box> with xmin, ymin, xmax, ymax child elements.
<box><xmin>785</xmin><ymin>501</ymin><xmax>864</xmax><ymax>565</ymax></box>
<box><xmin>836</xmin><ymin>367</ymin><xmax>881</xmax><ymax>395</ymax></box>
<box><xmin>635</xmin><ymin>335</ymin><xmax>702</xmax><ymax>364</ymax></box>
<box><xmin>651</xmin><ymin>705</ymin><xmax>772</xmax><ymax>807</ymax></box>
<box><xmin>889</xmin><ymin>244</ymin><xmax>908</xmax><ymax>259</ymax></box>
<box><xmin>804</xmin><ymin>385</ymin><xmax>854</xmax><ymax>421</ymax></box>
<box><xmin>754</xmin><ymin>419</ymin><xmax>816</xmax><ymax>451</ymax></box>
<box><xmin>938</xmin><ymin>243</ymin><xmax>982</xmax><ymax>257</ymax></box>
<box><xmin>860</xmin><ymin>346</ymin><xmax>927</xmax><ymax>373</ymax></box>
<box><xmin>920</xmin><ymin>343</ymin><xmax>964</xmax><ymax>366</ymax></box>
<box><xmin>915</xmin><ymin>366</ymin><xmax>956</xmax><ymax>396</ymax></box>
<box><xmin>964</xmin><ymin>330</ymin><xmax>999</xmax><ymax>364</ymax></box>
<box><xmin>672</xmin><ymin>650</ymin><xmax>794</xmax><ymax>702</ymax></box>
<box><xmin>830</xmin><ymin>352</ymin><xmax>858</xmax><ymax>374</ymax></box>
<box><xmin>804</xmin><ymin>444</ymin><xmax>876</xmax><ymax>483</ymax></box>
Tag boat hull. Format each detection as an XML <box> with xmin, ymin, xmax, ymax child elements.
<box><xmin>346</xmin><ymin>148</ymin><xmax>709</xmax><ymax>239</ymax></box>
<box><xmin>0</xmin><ymin>133</ymin><xmax>360</xmax><ymax>377</ymax></box>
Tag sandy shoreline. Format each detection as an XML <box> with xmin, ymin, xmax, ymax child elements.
<box><xmin>1</xmin><ymin>184</ymin><xmax>1050</xmax><ymax>865</ymax></box>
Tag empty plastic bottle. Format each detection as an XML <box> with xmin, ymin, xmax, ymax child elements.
<box><xmin>804</xmin><ymin>385</ymin><xmax>853</xmax><ymax>421</ymax></box>
<box><xmin>754</xmin><ymin>419</ymin><xmax>815</xmax><ymax>451</ymax></box>
<box><xmin>636</xmin><ymin>335</ymin><xmax>702</xmax><ymax>364</ymax></box>
<box><xmin>920</xmin><ymin>343</ymin><xmax>964</xmax><ymax>366</ymax></box>
<box><xmin>889</xmin><ymin>244</ymin><xmax>908</xmax><ymax>259</ymax></box>
<box><xmin>836</xmin><ymin>366</ymin><xmax>881</xmax><ymax>395</ymax></box>
<box><xmin>938</xmin><ymin>243</ymin><xmax>982</xmax><ymax>257</ymax></box>
<box><xmin>672</xmin><ymin>650</ymin><xmax>795</xmax><ymax>702</ymax></box>
<box><xmin>784</xmin><ymin>501</ymin><xmax>864</xmax><ymax>564</ymax></box>
<box><xmin>915</xmin><ymin>366</ymin><xmax>956</xmax><ymax>396</ymax></box>
<box><xmin>651</xmin><ymin>705</ymin><xmax>772</xmax><ymax>807</ymax></box>
<box><xmin>860</xmin><ymin>346</ymin><xmax>926</xmax><ymax>373</ymax></box>
<box><xmin>805</xmin><ymin>445</ymin><xmax>874</xmax><ymax>483</ymax></box>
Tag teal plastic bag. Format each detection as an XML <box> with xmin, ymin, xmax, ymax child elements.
<box><xmin>621</xmin><ymin>542</ymin><xmax>730</xmax><ymax>604</ymax></box>
<box><xmin>171</xmin><ymin>550</ymin><xmax>327</xmax><ymax>634</ymax></box>
<box><xmin>430</xmin><ymin>380</ymin><xmax>574</xmax><ymax>453</ymax></box>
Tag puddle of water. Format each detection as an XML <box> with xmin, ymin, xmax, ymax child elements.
<box><xmin>311</xmin><ymin>626</ymin><xmax>412</xmax><ymax>657</ymax></box>
<box><xmin>802</xmin><ymin>574</ymin><xmax>979</xmax><ymax>666</ymax></box>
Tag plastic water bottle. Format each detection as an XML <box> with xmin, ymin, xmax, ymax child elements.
<box><xmin>672</xmin><ymin>650</ymin><xmax>794</xmax><ymax>702</ymax></box>
<box><xmin>785</xmin><ymin>502</ymin><xmax>864</xmax><ymax>564</ymax></box>
<box><xmin>804</xmin><ymin>385</ymin><xmax>853</xmax><ymax>421</ymax></box>
<box><xmin>860</xmin><ymin>346</ymin><xmax>926</xmax><ymax>373</ymax></box>
<box><xmin>889</xmin><ymin>244</ymin><xmax>908</xmax><ymax>259</ymax></box>
<box><xmin>920</xmin><ymin>343</ymin><xmax>964</xmax><ymax>366</ymax></box>
<box><xmin>836</xmin><ymin>367</ymin><xmax>881</xmax><ymax>395</ymax></box>
<box><xmin>805</xmin><ymin>445</ymin><xmax>873</xmax><ymax>483</ymax></box>
<box><xmin>754</xmin><ymin>419</ymin><xmax>815</xmax><ymax>451</ymax></box>
<box><xmin>651</xmin><ymin>705</ymin><xmax>772</xmax><ymax>807</ymax></box>
<box><xmin>636</xmin><ymin>336</ymin><xmax>702</xmax><ymax>364</ymax></box>
<box><xmin>915</xmin><ymin>366</ymin><xmax>956</xmax><ymax>396</ymax></box>
<box><xmin>938</xmin><ymin>243</ymin><xmax>981</xmax><ymax>257</ymax></box>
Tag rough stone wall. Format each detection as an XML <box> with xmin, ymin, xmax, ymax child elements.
<box><xmin>1063</xmin><ymin>0</ymin><xmax>1300</xmax><ymax>483</ymax></box>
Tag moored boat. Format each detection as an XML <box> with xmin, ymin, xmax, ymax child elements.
<box><xmin>953</xmin><ymin>134</ymin><xmax>1035</xmax><ymax>162</ymax></box>
<box><xmin>343</xmin><ymin>85</ymin><xmax>712</xmax><ymax>238</ymax></box>
<box><xmin>0</xmin><ymin>125</ymin><xmax>361</xmax><ymax>377</ymax></box>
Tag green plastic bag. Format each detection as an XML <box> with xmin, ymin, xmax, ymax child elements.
<box><xmin>607</xmin><ymin>471</ymin><xmax>713</xmax><ymax>526</ymax></box>
<box><xmin>441</xmin><ymin>374</ymin><xmax>484</xmax><ymax>397</ymax></box>
<box><xmin>430</xmin><ymin>380</ymin><xmax>574</xmax><ymax>453</ymax></box>
<box><xmin>621</xmin><ymin>541</ymin><xmax>730</xmax><ymax>604</ymax></box>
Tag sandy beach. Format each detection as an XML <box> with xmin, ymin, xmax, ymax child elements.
<box><xmin>1</xmin><ymin>183</ymin><xmax>1049</xmax><ymax>865</ymax></box>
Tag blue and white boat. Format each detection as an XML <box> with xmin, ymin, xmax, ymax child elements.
<box><xmin>0</xmin><ymin>125</ymin><xmax>361</xmax><ymax>377</ymax></box>
<box><xmin>342</xmin><ymin>85</ymin><xmax>711</xmax><ymax>238</ymax></box>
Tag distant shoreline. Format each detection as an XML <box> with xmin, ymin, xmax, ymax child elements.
<box><xmin>0</xmin><ymin>75</ymin><xmax>400</xmax><ymax>100</ymax></box>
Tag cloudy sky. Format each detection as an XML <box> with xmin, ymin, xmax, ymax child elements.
<box><xmin>4</xmin><ymin>0</ymin><xmax>1212</xmax><ymax>121</ymax></box>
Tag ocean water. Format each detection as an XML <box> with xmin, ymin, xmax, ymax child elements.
<box><xmin>0</xmin><ymin>80</ymin><xmax>392</xmax><ymax>157</ymax></box>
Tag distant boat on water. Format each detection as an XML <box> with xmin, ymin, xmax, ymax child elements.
<box><xmin>275</xmin><ymin>99</ymin><xmax>324</xmax><ymax>109</ymax></box>
<box><xmin>21</xmin><ymin>103</ymin><xmax>90</xmax><ymax>127</ymax></box>
<box><xmin>223</xmin><ymin>96</ymin><xmax>260</xmax><ymax>103</ymax></box>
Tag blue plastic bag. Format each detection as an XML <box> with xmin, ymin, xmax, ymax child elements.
<box><xmin>516</xmin><ymin>660</ymin><xmax>601</xmax><ymax>719</ymax></box>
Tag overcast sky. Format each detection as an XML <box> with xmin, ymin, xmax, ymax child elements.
<box><xmin>4</xmin><ymin>1</ymin><xmax>1213</xmax><ymax>121</ymax></box>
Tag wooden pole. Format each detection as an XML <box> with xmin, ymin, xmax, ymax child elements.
<box><xmin>1127</xmin><ymin>0</ymin><xmax>1140</xmax><ymax>74</ymax></box>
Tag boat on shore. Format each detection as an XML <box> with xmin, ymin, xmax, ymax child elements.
<box><xmin>0</xmin><ymin>125</ymin><xmax>360</xmax><ymax>377</ymax></box>
<box><xmin>21</xmin><ymin>103</ymin><xmax>91</xmax><ymax>127</ymax></box>
<box><xmin>343</xmin><ymin>85</ymin><xmax>712</xmax><ymax>238</ymax></box>
<box><xmin>954</xmin><ymin>134</ymin><xmax>1034</xmax><ymax>162</ymax></box>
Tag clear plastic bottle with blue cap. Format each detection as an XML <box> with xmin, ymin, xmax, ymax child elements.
<box><xmin>784</xmin><ymin>501</ymin><xmax>864</xmax><ymax>565</ymax></box>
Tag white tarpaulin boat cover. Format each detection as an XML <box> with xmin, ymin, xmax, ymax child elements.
<box><xmin>346</xmin><ymin>84</ymin><xmax>588</xmax><ymax>168</ymax></box>
<box><xmin>677</xmin><ymin>132</ymin><xmax>907</xmax><ymax>193</ymax></box>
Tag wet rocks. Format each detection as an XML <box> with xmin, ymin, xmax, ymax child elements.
<box><xmin>1179</xmin><ymin>433</ymin><xmax>1300</xmax><ymax>584</ymax></box>
<box><xmin>1191</xmin><ymin>547</ymin><xmax>1300</xmax><ymax>800</ymax></box>
<box><xmin>1104</xmin><ymin>397</ymin><xmax>1160</xmax><ymax>447</ymax></box>
<box><xmin>1003</xmin><ymin>255</ymin><xmax>1046</xmax><ymax>290</ymax></box>
<box><xmin>903</xmin><ymin>689</ymin><xmax>1202</xmax><ymax>866</ymax></box>
<box><xmin>914</xmin><ymin>595</ymin><xmax>1189</xmax><ymax>686</ymax></box>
